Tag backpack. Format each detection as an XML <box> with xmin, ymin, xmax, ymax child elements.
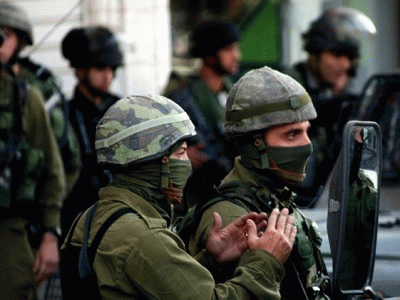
<box><xmin>60</xmin><ymin>203</ymin><xmax>135</xmax><ymax>300</ymax></box>
<box><xmin>355</xmin><ymin>74</ymin><xmax>400</xmax><ymax>183</ymax></box>
<box><xmin>175</xmin><ymin>181</ymin><xmax>269</xmax><ymax>249</ymax></box>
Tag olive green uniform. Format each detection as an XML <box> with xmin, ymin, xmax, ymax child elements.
<box><xmin>0</xmin><ymin>70</ymin><xmax>66</xmax><ymax>299</ymax></box>
<box><xmin>189</xmin><ymin>158</ymin><xmax>329</xmax><ymax>299</ymax></box>
<box><xmin>63</xmin><ymin>184</ymin><xmax>285</xmax><ymax>299</ymax></box>
<box><xmin>18</xmin><ymin>60</ymin><xmax>81</xmax><ymax>194</ymax></box>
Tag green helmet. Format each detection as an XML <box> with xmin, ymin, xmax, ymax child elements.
<box><xmin>224</xmin><ymin>66</ymin><xmax>317</xmax><ymax>137</ymax></box>
<box><xmin>95</xmin><ymin>95</ymin><xmax>196</xmax><ymax>166</ymax></box>
<box><xmin>0</xmin><ymin>1</ymin><xmax>33</xmax><ymax>45</ymax></box>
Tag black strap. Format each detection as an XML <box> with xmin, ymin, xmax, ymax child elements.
<box><xmin>74</xmin><ymin>109</ymin><xmax>93</xmax><ymax>156</ymax></box>
<box><xmin>88</xmin><ymin>207</ymin><xmax>135</xmax><ymax>267</ymax></box>
<box><xmin>78</xmin><ymin>203</ymin><xmax>98</xmax><ymax>280</ymax></box>
<box><xmin>78</xmin><ymin>205</ymin><xmax>136</xmax><ymax>280</ymax></box>
<box><xmin>8</xmin><ymin>71</ymin><xmax>27</xmax><ymax>203</ymax></box>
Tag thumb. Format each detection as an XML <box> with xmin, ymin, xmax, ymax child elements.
<box><xmin>210</xmin><ymin>212</ymin><xmax>222</xmax><ymax>234</ymax></box>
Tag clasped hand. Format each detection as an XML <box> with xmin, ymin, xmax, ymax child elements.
<box><xmin>206</xmin><ymin>208</ymin><xmax>296</xmax><ymax>264</ymax></box>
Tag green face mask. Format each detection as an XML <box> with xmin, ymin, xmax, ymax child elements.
<box><xmin>267</xmin><ymin>143</ymin><xmax>313</xmax><ymax>184</ymax></box>
<box><xmin>160</xmin><ymin>158</ymin><xmax>192</xmax><ymax>205</ymax></box>
<box><xmin>168</xmin><ymin>158</ymin><xmax>192</xmax><ymax>188</ymax></box>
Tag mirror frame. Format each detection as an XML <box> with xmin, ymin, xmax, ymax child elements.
<box><xmin>327</xmin><ymin>120</ymin><xmax>382</xmax><ymax>299</ymax></box>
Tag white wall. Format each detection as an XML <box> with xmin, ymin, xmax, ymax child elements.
<box><xmin>17</xmin><ymin>0</ymin><xmax>172</xmax><ymax>99</ymax></box>
<box><xmin>280</xmin><ymin>0</ymin><xmax>323</xmax><ymax>67</ymax></box>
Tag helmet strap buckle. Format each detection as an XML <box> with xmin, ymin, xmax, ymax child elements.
<box><xmin>254</xmin><ymin>134</ymin><xmax>269</xmax><ymax>169</ymax></box>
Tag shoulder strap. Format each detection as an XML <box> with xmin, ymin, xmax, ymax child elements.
<box><xmin>88</xmin><ymin>207</ymin><xmax>135</xmax><ymax>266</ymax></box>
<box><xmin>176</xmin><ymin>181</ymin><xmax>267</xmax><ymax>246</ymax></box>
<box><xmin>78</xmin><ymin>205</ymin><xmax>136</xmax><ymax>280</ymax></box>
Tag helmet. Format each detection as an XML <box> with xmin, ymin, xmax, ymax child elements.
<box><xmin>95</xmin><ymin>95</ymin><xmax>196</xmax><ymax>166</ymax></box>
<box><xmin>61</xmin><ymin>26</ymin><xmax>123</xmax><ymax>68</ymax></box>
<box><xmin>224</xmin><ymin>66</ymin><xmax>317</xmax><ymax>137</ymax></box>
<box><xmin>303</xmin><ymin>7</ymin><xmax>376</xmax><ymax>59</ymax></box>
<box><xmin>189</xmin><ymin>19</ymin><xmax>240</xmax><ymax>58</ymax></box>
<box><xmin>0</xmin><ymin>1</ymin><xmax>33</xmax><ymax>45</ymax></box>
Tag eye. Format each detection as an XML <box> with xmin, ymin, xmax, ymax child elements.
<box><xmin>287</xmin><ymin>131</ymin><xmax>296</xmax><ymax>140</ymax></box>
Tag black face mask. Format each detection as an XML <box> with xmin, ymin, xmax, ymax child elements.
<box><xmin>266</xmin><ymin>143</ymin><xmax>313</xmax><ymax>184</ymax></box>
<box><xmin>240</xmin><ymin>141</ymin><xmax>313</xmax><ymax>186</ymax></box>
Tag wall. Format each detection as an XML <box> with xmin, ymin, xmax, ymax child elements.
<box><xmin>17</xmin><ymin>0</ymin><xmax>172</xmax><ymax>98</ymax></box>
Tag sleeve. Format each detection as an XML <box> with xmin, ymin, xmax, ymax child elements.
<box><xmin>189</xmin><ymin>201</ymin><xmax>249</xmax><ymax>256</ymax></box>
<box><xmin>124</xmin><ymin>228</ymin><xmax>283</xmax><ymax>300</ymax></box>
<box><xmin>25</xmin><ymin>86</ymin><xmax>66</xmax><ymax>229</ymax></box>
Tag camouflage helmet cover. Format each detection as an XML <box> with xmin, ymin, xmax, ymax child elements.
<box><xmin>224</xmin><ymin>66</ymin><xmax>317</xmax><ymax>137</ymax></box>
<box><xmin>0</xmin><ymin>1</ymin><xmax>33</xmax><ymax>45</ymax></box>
<box><xmin>95</xmin><ymin>95</ymin><xmax>196</xmax><ymax>166</ymax></box>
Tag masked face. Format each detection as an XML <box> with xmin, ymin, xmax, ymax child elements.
<box><xmin>160</xmin><ymin>142</ymin><xmax>192</xmax><ymax>205</ymax></box>
<box><xmin>266</xmin><ymin>143</ymin><xmax>313</xmax><ymax>184</ymax></box>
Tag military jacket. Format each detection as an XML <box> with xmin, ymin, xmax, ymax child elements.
<box><xmin>19</xmin><ymin>59</ymin><xmax>81</xmax><ymax>193</ymax></box>
<box><xmin>0</xmin><ymin>69</ymin><xmax>65</xmax><ymax>228</ymax></box>
<box><xmin>189</xmin><ymin>158</ymin><xmax>330</xmax><ymax>299</ymax></box>
<box><xmin>62</xmin><ymin>185</ymin><xmax>285</xmax><ymax>299</ymax></box>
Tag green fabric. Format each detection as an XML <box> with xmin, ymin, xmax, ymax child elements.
<box><xmin>0</xmin><ymin>217</ymin><xmax>36</xmax><ymax>299</ymax></box>
<box><xmin>340</xmin><ymin>171</ymin><xmax>377</xmax><ymax>290</ymax></box>
<box><xmin>226</xmin><ymin>93</ymin><xmax>312</xmax><ymax>122</ymax></box>
<box><xmin>0</xmin><ymin>70</ymin><xmax>65</xmax><ymax>227</ymax></box>
<box><xmin>190</xmin><ymin>77</ymin><xmax>231</xmax><ymax>134</ymax></box>
<box><xmin>62</xmin><ymin>186</ymin><xmax>285</xmax><ymax>299</ymax></box>
<box><xmin>168</xmin><ymin>158</ymin><xmax>192</xmax><ymax>188</ymax></box>
<box><xmin>109</xmin><ymin>173</ymin><xmax>172</xmax><ymax>224</ymax></box>
<box><xmin>267</xmin><ymin>143</ymin><xmax>313</xmax><ymax>182</ymax></box>
<box><xmin>20</xmin><ymin>65</ymin><xmax>81</xmax><ymax>193</ymax></box>
<box><xmin>188</xmin><ymin>158</ymin><xmax>328</xmax><ymax>297</ymax></box>
<box><xmin>0</xmin><ymin>70</ymin><xmax>65</xmax><ymax>299</ymax></box>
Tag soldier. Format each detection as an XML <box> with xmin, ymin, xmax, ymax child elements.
<box><xmin>0</xmin><ymin>0</ymin><xmax>82</xmax><ymax>202</ymax></box>
<box><xmin>165</xmin><ymin>19</ymin><xmax>242</xmax><ymax>209</ymax></box>
<box><xmin>61</xmin><ymin>94</ymin><xmax>297</xmax><ymax>299</ymax></box>
<box><xmin>60</xmin><ymin>26</ymin><xmax>123</xmax><ymax>239</ymax></box>
<box><xmin>0</xmin><ymin>2</ymin><xmax>66</xmax><ymax>298</ymax></box>
<box><xmin>184</xmin><ymin>66</ymin><xmax>332</xmax><ymax>299</ymax></box>
<box><xmin>284</xmin><ymin>7</ymin><xmax>377</xmax><ymax>203</ymax></box>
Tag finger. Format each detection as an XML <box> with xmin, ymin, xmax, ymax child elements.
<box><xmin>252</xmin><ymin>212</ymin><xmax>267</xmax><ymax>226</ymax></box>
<box><xmin>246</xmin><ymin>219</ymin><xmax>257</xmax><ymax>239</ymax></box>
<box><xmin>285</xmin><ymin>215</ymin><xmax>294</xmax><ymax>236</ymax></box>
<box><xmin>267</xmin><ymin>208</ymin><xmax>279</xmax><ymax>230</ymax></box>
<box><xmin>256</xmin><ymin>220</ymin><xmax>268</xmax><ymax>233</ymax></box>
<box><xmin>232</xmin><ymin>212</ymin><xmax>259</xmax><ymax>228</ymax></box>
<box><xmin>289</xmin><ymin>225</ymin><xmax>297</xmax><ymax>246</ymax></box>
<box><xmin>276</xmin><ymin>208</ymin><xmax>289</xmax><ymax>231</ymax></box>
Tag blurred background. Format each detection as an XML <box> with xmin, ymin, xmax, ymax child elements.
<box><xmin>17</xmin><ymin>0</ymin><xmax>399</xmax><ymax>99</ymax></box>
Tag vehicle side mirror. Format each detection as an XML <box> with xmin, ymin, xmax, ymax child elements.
<box><xmin>327</xmin><ymin>120</ymin><xmax>382</xmax><ymax>299</ymax></box>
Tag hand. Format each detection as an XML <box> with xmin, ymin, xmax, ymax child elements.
<box><xmin>206</xmin><ymin>212</ymin><xmax>267</xmax><ymax>264</ymax></box>
<box><xmin>187</xmin><ymin>143</ymin><xmax>208</xmax><ymax>169</ymax></box>
<box><xmin>247</xmin><ymin>208</ymin><xmax>296</xmax><ymax>264</ymax></box>
<box><xmin>33</xmin><ymin>232</ymin><xmax>59</xmax><ymax>283</ymax></box>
